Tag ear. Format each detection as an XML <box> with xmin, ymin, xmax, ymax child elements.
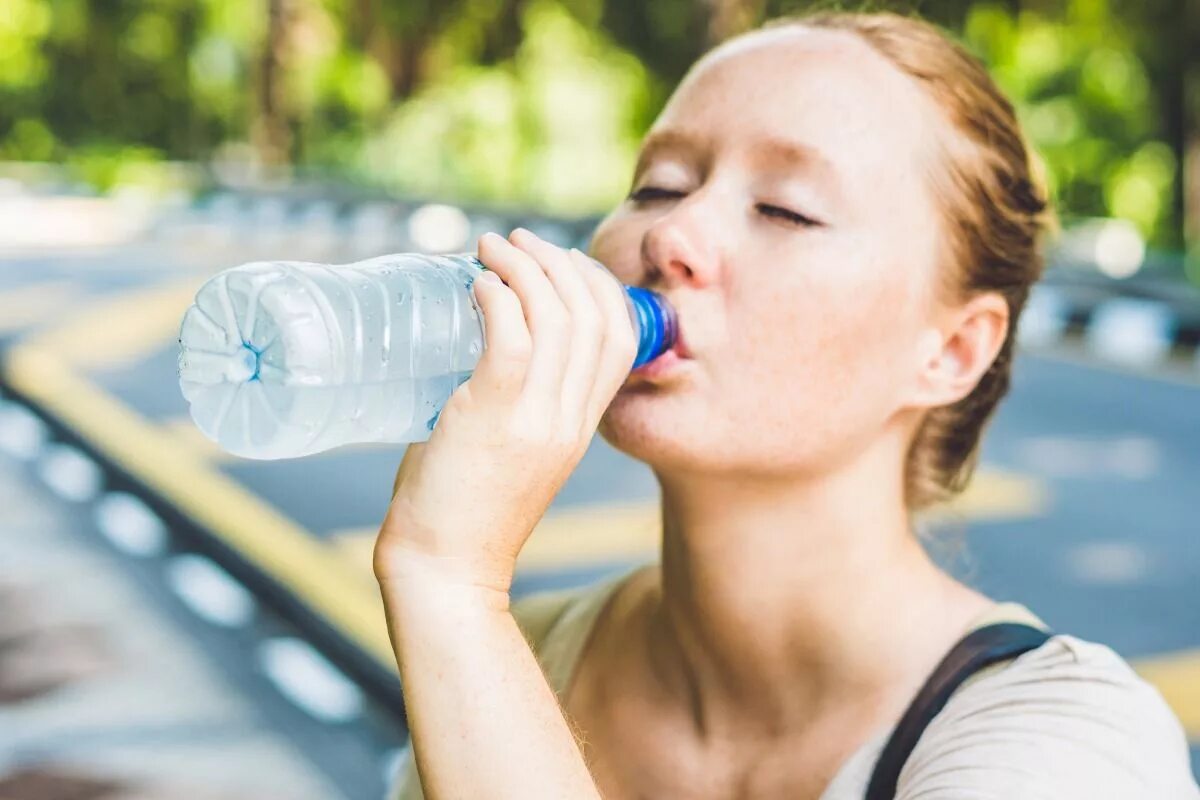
<box><xmin>910</xmin><ymin>292</ymin><xmax>1009</xmax><ymax>409</ymax></box>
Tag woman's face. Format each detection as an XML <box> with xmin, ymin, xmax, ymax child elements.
<box><xmin>590</xmin><ymin>26</ymin><xmax>952</xmax><ymax>478</ymax></box>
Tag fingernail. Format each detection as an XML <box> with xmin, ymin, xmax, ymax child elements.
<box><xmin>478</xmin><ymin>271</ymin><xmax>502</xmax><ymax>284</ymax></box>
<box><xmin>482</xmin><ymin>231</ymin><xmax>502</xmax><ymax>245</ymax></box>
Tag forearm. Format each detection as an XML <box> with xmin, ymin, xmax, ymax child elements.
<box><xmin>380</xmin><ymin>554</ymin><xmax>602</xmax><ymax>800</ymax></box>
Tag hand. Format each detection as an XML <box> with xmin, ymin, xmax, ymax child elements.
<box><xmin>374</xmin><ymin>228</ymin><xmax>638</xmax><ymax>597</ymax></box>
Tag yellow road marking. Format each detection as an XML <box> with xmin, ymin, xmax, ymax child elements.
<box><xmin>1134</xmin><ymin>649</ymin><xmax>1200</xmax><ymax>739</ymax></box>
<box><xmin>926</xmin><ymin>466</ymin><xmax>1050</xmax><ymax>523</ymax></box>
<box><xmin>160</xmin><ymin>415</ymin><xmax>240</xmax><ymax>464</ymax></box>
<box><xmin>3</xmin><ymin>342</ymin><xmax>395</xmax><ymax>673</ymax></box>
<box><xmin>517</xmin><ymin>501</ymin><xmax>661</xmax><ymax>570</ymax></box>
<box><xmin>31</xmin><ymin>279</ymin><xmax>203</xmax><ymax>370</ymax></box>
<box><xmin>334</xmin><ymin>465</ymin><xmax>1047</xmax><ymax>580</ymax></box>
<box><xmin>0</xmin><ymin>281</ymin><xmax>83</xmax><ymax>333</ymax></box>
<box><xmin>332</xmin><ymin>500</ymin><xmax>661</xmax><ymax>582</ymax></box>
<box><xmin>330</xmin><ymin>528</ymin><xmax>382</xmax><ymax>586</ymax></box>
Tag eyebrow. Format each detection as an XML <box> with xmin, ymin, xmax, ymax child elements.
<box><xmin>633</xmin><ymin>129</ymin><xmax>705</xmax><ymax>179</ymax></box>
<box><xmin>633</xmin><ymin>128</ymin><xmax>842</xmax><ymax>197</ymax></box>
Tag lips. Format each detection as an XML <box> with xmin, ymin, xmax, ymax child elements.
<box><xmin>671</xmin><ymin>323</ymin><xmax>693</xmax><ymax>359</ymax></box>
<box><xmin>628</xmin><ymin>311</ymin><xmax>694</xmax><ymax>381</ymax></box>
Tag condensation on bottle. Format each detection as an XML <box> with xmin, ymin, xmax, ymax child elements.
<box><xmin>177</xmin><ymin>253</ymin><xmax>677</xmax><ymax>460</ymax></box>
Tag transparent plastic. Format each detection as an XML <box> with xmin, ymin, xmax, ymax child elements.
<box><xmin>177</xmin><ymin>253</ymin><xmax>676</xmax><ymax>460</ymax></box>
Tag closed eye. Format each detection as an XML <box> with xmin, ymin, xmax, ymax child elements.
<box><xmin>628</xmin><ymin>185</ymin><xmax>686</xmax><ymax>201</ymax></box>
<box><xmin>758</xmin><ymin>203</ymin><xmax>825</xmax><ymax>227</ymax></box>
<box><xmin>628</xmin><ymin>186</ymin><xmax>823</xmax><ymax>228</ymax></box>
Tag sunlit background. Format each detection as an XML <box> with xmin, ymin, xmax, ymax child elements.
<box><xmin>0</xmin><ymin>0</ymin><xmax>1196</xmax><ymax>272</ymax></box>
<box><xmin>0</xmin><ymin>1</ymin><xmax>1197</xmax><ymax>798</ymax></box>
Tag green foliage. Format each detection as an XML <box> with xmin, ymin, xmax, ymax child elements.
<box><xmin>0</xmin><ymin>0</ymin><xmax>1192</xmax><ymax>257</ymax></box>
<box><xmin>963</xmin><ymin>0</ymin><xmax>1179</xmax><ymax>245</ymax></box>
<box><xmin>353</xmin><ymin>0</ymin><xmax>652</xmax><ymax>215</ymax></box>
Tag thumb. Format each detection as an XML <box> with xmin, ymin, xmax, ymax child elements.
<box><xmin>392</xmin><ymin>441</ymin><xmax>429</xmax><ymax>498</ymax></box>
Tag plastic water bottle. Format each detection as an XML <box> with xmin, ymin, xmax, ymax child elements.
<box><xmin>177</xmin><ymin>253</ymin><xmax>677</xmax><ymax>460</ymax></box>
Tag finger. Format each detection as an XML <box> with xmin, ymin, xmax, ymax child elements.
<box><xmin>509</xmin><ymin>229</ymin><xmax>603</xmax><ymax>429</ymax></box>
<box><xmin>464</xmin><ymin>270</ymin><xmax>532</xmax><ymax>405</ymax></box>
<box><xmin>477</xmin><ymin>232</ymin><xmax>571</xmax><ymax>399</ymax></box>
<box><xmin>569</xmin><ymin>249</ymin><xmax>639</xmax><ymax>425</ymax></box>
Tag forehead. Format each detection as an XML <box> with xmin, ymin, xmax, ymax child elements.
<box><xmin>649</xmin><ymin>27</ymin><xmax>940</xmax><ymax>188</ymax></box>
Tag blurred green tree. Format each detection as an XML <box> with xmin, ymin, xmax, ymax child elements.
<box><xmin>0</xmin><ymin>0</ymin><xmax>1194</xmax><ymax>270</ymax></box>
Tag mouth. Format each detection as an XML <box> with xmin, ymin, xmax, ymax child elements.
<box><xmin>628</xmin><ymin>325</ymin><xmax>694</xmax><ymax>382</ymax></box>
<box><xmin>671</xmin><ymin>324</ymin><xmax>693</xmax><ymax>359</ymax></box>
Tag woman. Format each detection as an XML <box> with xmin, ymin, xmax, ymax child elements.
<box><xmin>379</xmin><ymin>11</ymin><xmax>1198</xmax><ymax>799</ymax></box>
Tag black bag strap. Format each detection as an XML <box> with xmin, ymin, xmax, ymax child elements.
<box><xmin>864</xmin><ymin>622</ymin><xmax>1053</xmax><ymax>800</ymax></box>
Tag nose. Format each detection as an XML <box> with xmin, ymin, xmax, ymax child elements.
<box><xmin>641</xmin><ymin>204</ymin><xmax>720</xmax><ymax>289</ymax></box>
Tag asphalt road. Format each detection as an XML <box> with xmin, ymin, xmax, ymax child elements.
<box><xmin>1</xmin><ymin>203</ymin><xmax>1197</xmax><ymax>794</ymax></box>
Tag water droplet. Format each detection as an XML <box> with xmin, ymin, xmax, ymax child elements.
<box><xmin>468</xmin><ymin>341</ymin><xmax>481</xmax><ymax>356</ymax></box>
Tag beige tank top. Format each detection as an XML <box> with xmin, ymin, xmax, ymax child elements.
<box><xmin>387</xmin><ymin>562</ymin><xmax>1198</xmax><ymax>799</ymax></box>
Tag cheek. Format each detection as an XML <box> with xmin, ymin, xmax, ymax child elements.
<box><xmin>586</xmin><ymin>216</ymin><xmax>642</xmax><ymax>285</ymax></box>
<box><xmin>726</xmin><ymin>266</ymin><xmax>923</xmax><ymax>441</ymax></box>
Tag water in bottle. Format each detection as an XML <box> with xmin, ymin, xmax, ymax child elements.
<box><xmin>177</xmin><ymin>252</ymin><xmax>677</xmax><ymax>460</ymax></box>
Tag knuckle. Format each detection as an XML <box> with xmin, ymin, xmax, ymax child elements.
<box><xmin>493</xmin><ymin>337</ymin><xmax>533</xmax><ymax>364</ymax></box>
<box><xmin>501</xmin><ymin>250</ymin><xmax>537</xmax><ymax>281</ymax></box>
<box><xmin>543</xmin><ymin>306</ymin><xmax>570</xmax><ymax>335</ymax></box>
<box><xmin>614</xmin><ymin>326</ymin><xmax>638</xmax><ymax>360</ymax></box>
<box><xmin>576</xmin><ymin>308</ymin><xmax>603</xmax><ymax>340</ymax></box>
<box><xmin>554</xmin><ymin>426</ymin><xmax>581</xmax><ymax>452</ymax></box>
<box><xmin>508</xmin><ymin>416</ymin><xmax>551</xmax><ymax>449</ymax></box>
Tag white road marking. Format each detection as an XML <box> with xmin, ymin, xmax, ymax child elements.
<box><xmin>1066</xmin><ymin>541</ymin><xmax>1151</xmax><ymax>586</ymax></box>
<box><xmin>258</xmin><ymin>637</ymin><xmax>364</xmax><ymax>723</ymax></box>
<box><xmin>93</xmin><ymin>491</ymin><xmax>168</xmax><ymax>556</ymax></box>
<box><xmin>166</xmin><ymin>553</ymin><xmax>257</xmax><ymax>628</ymax></box>
<box><xmin>37</xmin><ymin>442</ymin><xmax>102</xmax><ymax>501</ymax></box>
<box><xmin>1015</xmin><ymin>435</ymin><xmax>1162</xmax><ymax>479</ymax></box>
<box><xmin>0</xmin><ymin>400</ymin><xmax>48</xmax><ymax>460</ymax></box>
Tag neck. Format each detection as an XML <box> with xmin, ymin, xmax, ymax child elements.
<box><xmin>641</xmin><ymin>427</ymin><xmax>991</xmax><ymax>745</ymax></box>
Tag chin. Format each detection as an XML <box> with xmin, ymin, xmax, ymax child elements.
<box><xmin>598</xmin><ymin>390</ymin><xmax>720</xmax><ymax>471</ymax></box>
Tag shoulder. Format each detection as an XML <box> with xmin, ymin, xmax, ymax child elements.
<box><xmin>897</xmin><ymin>633</ymin><xmax>1200</xmax><ymax>799</ymax></box>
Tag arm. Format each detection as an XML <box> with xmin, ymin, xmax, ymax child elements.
<box><xmin>374</xmin><ymin>229</ymin><xmax>637</xmax><ymax>800</ymax></box>
<box><xmin>381</xmin><ymin>552</ymin><xmax>599</xmax><ymax>800</ymax></box>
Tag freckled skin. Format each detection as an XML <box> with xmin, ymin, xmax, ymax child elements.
<box><xmin>590</xmin><ymin>27</ymin><xmax>950</xmax><ymax>479</ymax></box>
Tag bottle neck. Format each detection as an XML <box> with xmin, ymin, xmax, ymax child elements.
<box><xmin>465</xmin><ymin>253</ymin><xmax>677</xmax><ymax>368</ymax></box>
<box><xmin>625</xmin><ymin>287</ymin><xmax>678</xmax><ymax>368</ymax></box>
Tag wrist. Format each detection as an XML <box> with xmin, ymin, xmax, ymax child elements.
<box><xmin>377</xmin><ymin>541</ymin><xmax>513</xmax><ymax>613</ymax></box>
